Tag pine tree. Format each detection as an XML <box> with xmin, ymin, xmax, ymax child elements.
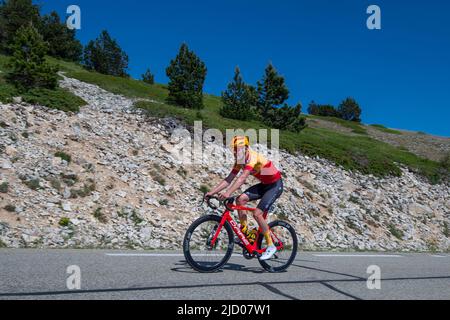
<box><xmin>83</xmin><ymin>30</ymin><xmax>129</xmax><ymax>77</ymax></box>
<box><xmin>0</xmin><ymin>0</ymin><xmax>40</xmax><ymax>53</ymax></box>
<box><xmin>265</xmin><ymin>102</ymin><xmax>307</xmax><ymax>133</ymax></box>
<box><xmin>257</xmin><ymin>63</ymin><xmax>289</xmax><ymax>117</ymax></box>
<box><xmin>7</xmin><ymin>25</ymin><xmax>58</xmax><ymax>90</ymax></box>
<box><xmin>141</xmin><ymin>68</ymin><xmax>155</xmax><ymax>85</ymax></box>
<box><xmin>39</xmin><ymin>11</ymin><xmax>82</xmax><ymax>62</ymax></box>
<box><xmin>166</xmin><ymin>43</ymin><xmax>207</xmax><ymax>109</ymax></box>
<box><xmin>338</xmin><ymin>97</ymin><xmax>362</xmax><ymax>122</ymax></box>
<box><xmin>220</xmin><ymin>67</ymin><xmax>257</xmax><ymax>121</ymax></box>
<box><xmin>308</xmin><ymin>101</ymin><xmax>340</xmax><ymax>117</ymax></box>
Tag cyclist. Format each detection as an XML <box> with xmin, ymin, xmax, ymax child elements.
<box><xmin>205</xmin><ymin>136</ymin><xmax>284</xmax><ymax>260</ymax></box>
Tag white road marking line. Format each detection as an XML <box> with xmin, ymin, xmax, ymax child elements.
<box><xmin>313</xmin><ymin>254</ymin><xmax>403</xmax><ymax>258</ymax></box>
<box><xmin>106</xmin><ymin>253</ymin><xmax>241</xmax><ymax>257</ymax></box>
<box><xmin>431</xmin><ymin>255</ymin><xmax>447</xmax><ymax>258</ymax></box>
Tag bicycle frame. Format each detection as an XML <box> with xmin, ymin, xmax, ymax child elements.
<box><xmin>209</xmin><ymin>203</ymin><xmax>284</xmax><ymax>256</ymax></box>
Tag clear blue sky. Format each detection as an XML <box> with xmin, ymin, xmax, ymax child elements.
<box><xmin>41</xmin><ymin>0</ymin><xmax>450</xmax><ymax>137</ymax></box>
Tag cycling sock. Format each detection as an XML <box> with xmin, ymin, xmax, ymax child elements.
<box><xmin>264</xmin><ymin>232</ymin><xmax>274</xmax><ymax>246</ymax></box>
<box><xmin>240</xmin><ymin>219</ymin><xmax>248</xmax><ymax>232</ymax></box>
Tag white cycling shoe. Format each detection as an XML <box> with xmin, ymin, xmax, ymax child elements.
<box><xmin>260</xmin><ymin>245</ymin><xmax>277</xmax><ymax>261</ymax></box>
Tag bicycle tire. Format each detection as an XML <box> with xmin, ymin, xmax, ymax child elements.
<box><xmin>257</xmin><ymin>220</ymin><xmax>298</xmax><ymax>273</ymax></box>
<box><xmin>183</xmin><ymin>215</ymin><xmax>234</xmax><ymax>273</ymax></box>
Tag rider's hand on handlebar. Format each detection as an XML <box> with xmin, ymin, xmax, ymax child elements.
<box><xmin>218</xmin><ymin>191</ymin><xmax>231</xmax><ymax>201</ymax></box>
<box><xmin>204</xmin><ymin>192</ymin><xmax>214</xmax><ymax>200</ymax></box>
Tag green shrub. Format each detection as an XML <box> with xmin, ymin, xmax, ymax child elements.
<box><xmin>48</xmin><ymin>178</ymin><xmax>62</xmax><ymax>191</ymax></box>
<box><xmin>308</xmin><ymin>102</ymin><xmax>340</xmax><ymax>118</ymax></box>
<box><xmin>141</xmin><ymin>68</ymin><xmax>155</xmax><ymax>85</ymax></box>
<box><xmin>159</xmin><ymin>199</ymin><xmax>169</xmax><ymax>206</ymax></box>
<box><xmin>0</xmin><ymin>182</ymin><xmax>9</xmax><ymax>193</ymax></box>
<box><xmin>70</xmin><ymin>179</ymin><xmax>96</xmax><ymax>198</ymax></box>
<box><xmin>444</xmin><ymin>222</ymin><xmax>449</xmax><ymax>238</ymax></box>
<box><xmin>92</xmin><ymin>208</ymin><xmax>107</xmax><ymax>223</ymax></box>
<box><xmin>0</xmin><ymin>82</ymin><xmax>19</xmax><ymax>103</ymax></box>
<box><xmin>150</xmin><ymin>171</ymin><xmax>166</xmax><ymax>186</ymax></box>
<box><xmin>199</xmin><ymin>185</ymin><xmax>209</xmax><ymax>194</ymax></box>
<box><xmin>117</xmin><ymin>208</ymin><xmax>143</xmax><ymax>225</ymax></box>
<box><xmin>388</xmin><ymin>224</ymin><xmax>404</xmax><ymax>240</ymax></box>
<box><xmin>59</xmin><ymin>217</ymin><xmax>71</xmax><ymax>227</ymax></box>
<box><xmin>277</xmin><ymin>210</ymin><xmax>289</xmax><ymax>221</ymax></box>
<box><xmin>177</xmin><ymin>168</ymin><xmax>188</xmax><ymax>178</ymax></box>
<box><xmin>61</xmin><ymin>173</ymin><xmax>78</xmax><ymax>186</ymax></box>
<box><xmin>55</xmin><ymin>151</ymin><xmax>71</xmax><ymax>163</ymax></box>
<box><xmin>0</xmin><ymin>239</ymin><xmax>7</xmax><ymax>248</ymax></box>
<box><xmin>4</xmin><ymin>205</ymin><xmax>16</xmax><ymax>212</ymax></box>
<box><xmin>24</xmin><ymin>178</ymin><xmax>42</xmax><ymax>190</ymax></box>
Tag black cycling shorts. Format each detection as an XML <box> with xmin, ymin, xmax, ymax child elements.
<box><xmin>243</xmin><ymin>179</ymin><xmax>284</xmax><ymax>212</ymax></box>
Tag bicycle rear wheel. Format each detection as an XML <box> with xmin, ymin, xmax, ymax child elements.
<box><xmin>257</xmin><ymin>220</ymin><xmax>298</xmax><ymax>272</ymax></box>
<box><xmin>183</xmin><ymin>215</ymin><xmax>234</xmax><ymax>273</ymax></box>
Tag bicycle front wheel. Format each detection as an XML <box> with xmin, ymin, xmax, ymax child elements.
<box><xmin>257</xmin><ymin>220</ymin><xmax>298</xmax><ymax>273</ymax></box>
<box><xmin>183</xmin><ymin>215</ymin><xmax>234</xmax><ymax>273</ymax></box>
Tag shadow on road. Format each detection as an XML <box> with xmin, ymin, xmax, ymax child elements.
<box><xmin>1</xmin><ymin>256</ymin><xmax>449</xmax><ymax>300</ymax></box>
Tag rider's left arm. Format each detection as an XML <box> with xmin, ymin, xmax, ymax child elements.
<box><xmin>221</xmin><ymin>170</ymin><xmax>251</xmax><ymax>198</ymax></box>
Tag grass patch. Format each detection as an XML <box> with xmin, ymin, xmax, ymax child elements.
<box><xmin>0</xmin><ymin>239</ymin><xmax>6</xmax><ymax>248</ymax></box>
<box><xmin>136</xmin><ymin>100</ymin><xmax>444</xmax><ymax>182</ymax></box>
<box><xmin>199</xmin><ymin>185</ymin><xmax>210</xmax><ymax>194</ymax></box>
<box><xmin>40</xmin><ymin>55</ymin><xmax>445</xmax><ymax>183</ymax></box>
<box><xmin>370</xmin><ymin>124</ymin><xmax>403</xmax><ymax>135</ymax></box>
<box><xmin>0</xmin><ymin>54</ymin><xmax>86</xmax><ymax>111</ymax></box>
<box><xmin>444</xmin><ymin>222</ymin><xmax>449</xmax><ymax>238</ymax></box>
<box><xmin>46</xmin><ymin>55</ymin><xmax>169</xmax><ymax>102</ymax></box>
<box><xmin>0</xmin><ymin>182</ymin><xmax>9</xmax><ymax>193</ymax></box>
<box><xmin>55</xmin><ymin>151</ymin><xmax>72</xmax><ymax>163</ymax></box>
<box><xmin>310</xmin><ymin>115</ymin><xmax>368</xmax><ymax>135</ymax></box>
<box><xmin>388</xmin><ymin>224</ymin><xmax>404</xmax><ymax>240</ymax></box>
<box><xmin>20</xmin><ymin>88</ymin><xmax>86</xmax><ymax>112</ymax></box>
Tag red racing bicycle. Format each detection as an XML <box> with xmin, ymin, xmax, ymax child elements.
<box><xmin>183</xmin><ymin>196</ymin><xmax>298</xmax><ymax>273</ymax></box>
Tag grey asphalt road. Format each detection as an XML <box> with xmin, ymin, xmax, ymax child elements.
<box><xmin>0</xmin><ymin>249</ymin><xmax>449</xmax><ymax>300</ymax></box>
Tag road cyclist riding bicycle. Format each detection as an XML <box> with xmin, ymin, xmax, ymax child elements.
<box><xmin>205</xmin><ymin>136</ymin><xmax>284</xmax><ymax>261</ymax></box>
<box><xmin>183</xmin><ymin>135</ymin><xmax>298</xmax><ymax>273</ymax></box>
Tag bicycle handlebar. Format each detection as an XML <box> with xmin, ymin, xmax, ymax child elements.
<box><xmin>201</xmin><ymin>194</ymin><xmax>236</xmax><ymax>211</ymax></box>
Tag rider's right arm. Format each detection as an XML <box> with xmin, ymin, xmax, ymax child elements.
<box><xmin>208</xmin><ymin>170</ymin><xmax>238</xmax><ymax>196</ymax></box>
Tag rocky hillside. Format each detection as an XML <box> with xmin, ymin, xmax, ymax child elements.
<box><xmin>0</xmin><ymin>76</ymin><xmax>449</xmax><ymax>251</ymax></box>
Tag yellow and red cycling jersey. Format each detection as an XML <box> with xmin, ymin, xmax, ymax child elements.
<box><xmin>231</xmin><ymin>149</ymin><xmax>282</xmax><ymax>185</ymax></box>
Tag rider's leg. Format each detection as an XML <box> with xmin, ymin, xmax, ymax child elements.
<box><xmin>256</xmin><ymin>179</ymin><xmax>284</xmax><ymax>260</ymax></box>
<box><xmin>252</xmin><ymin>209</ymin><xmax>273</xmax><ymax>245</ymax></box>
<box><xmin>236</xmin><ymin>194</ymin><xmax>250</xmax><ymax>230</ymax></box>
<box><xmin>239</xmin><ymin>184</ymin><xmax>264</xmax><ymax>231</ymax></box>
